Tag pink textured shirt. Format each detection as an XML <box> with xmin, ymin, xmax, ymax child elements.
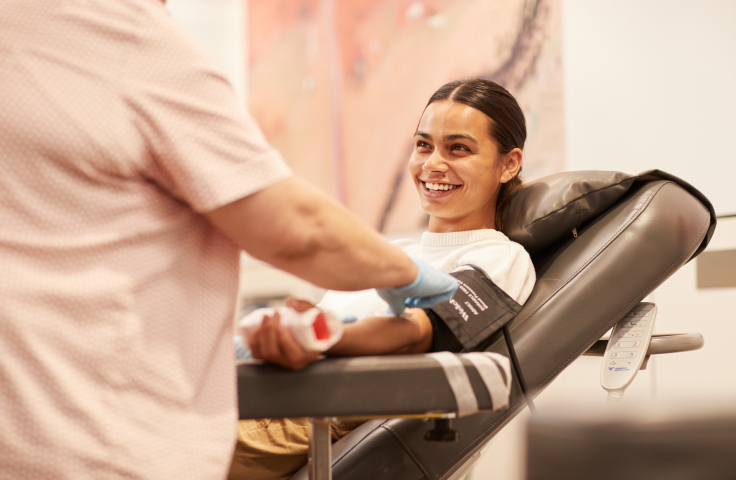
<box><xmin>0</xmin><ymin>1</ymin><xmax>291</xmax><ymax>478</ymax></box>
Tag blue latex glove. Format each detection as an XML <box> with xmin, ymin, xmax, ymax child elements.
<box><xmin>376</xmin><ymin>258</ymin><xmax>459</xmax><ymax>315</ymax></box>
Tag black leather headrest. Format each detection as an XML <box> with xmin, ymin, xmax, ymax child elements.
<box><xmin>503</xmin><ymin>170</ymin><xmax>716</xmax><ymax>260</ymax></box>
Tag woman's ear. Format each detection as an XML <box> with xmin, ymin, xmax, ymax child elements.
<box><xmin>500</xmin><ymin>148</ymin><xmax>522</xmax><ymax>184</ymax></box>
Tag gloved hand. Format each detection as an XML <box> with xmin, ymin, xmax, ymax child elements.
<box><xmin>376</xmin><ymin>258</ymin><xmax>459</xmax><ymax>315</ymax></box>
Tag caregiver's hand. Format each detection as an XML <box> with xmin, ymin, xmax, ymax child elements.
<box><xmin>249</xmin><ymin>297</ymin><xmax>321</xmax><ymax>371</ymax></box>
<box><xmin>376</xmin><ymin>258</ymin><xmax>459</xmax><ymax>316</ymax></box>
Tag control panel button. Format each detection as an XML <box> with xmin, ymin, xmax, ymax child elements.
<box><xmin>637</xmin><ymin>320</ymin><xmax>648</xmax><ymax>327</ymax></box>
<box><xmin>611</xmin><ymin>352</ymin><xmax>636</xmax><ymax>358</ymax></box>
<box><xmin>615</xmin><ymin>341</ymin><xmax>640</xmax><ymax>349</ymax></box>
<box><xmin>610</xmin><ymin>351</ymin><xmax>637</xmax><ymax>359</ymax></box>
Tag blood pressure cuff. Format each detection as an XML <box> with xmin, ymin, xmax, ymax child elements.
<box><xmin>425</xmin><ymin>265</ymin><xmax>522</xmax><ymax>352</ymax></box>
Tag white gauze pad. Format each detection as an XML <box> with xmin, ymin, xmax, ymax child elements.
<box><xmin>238</xmin><ymin>307</ymin><xmax>344</xmax><ymax>352</ymax></box>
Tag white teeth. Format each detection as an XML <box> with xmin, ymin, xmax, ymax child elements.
<box><xmin>425</xmin><ymin>182</ymin><xmax>459</xmax><ymax>191</ymax></box>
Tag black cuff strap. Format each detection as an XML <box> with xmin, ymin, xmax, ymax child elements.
<box><xmin>426</xmin><ymin>265</ymin><xmax>522</xmax><ymax>352</ymax></box>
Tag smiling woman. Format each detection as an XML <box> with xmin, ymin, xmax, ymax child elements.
<box><xmin>231</xmin><ymin>79</ymin><xmax>536</xmax><ymax>480</ymax></box>
<box><xmin>314</xmin><ymin>78</ymin><xmax>532</xmax><ymax>329</ymax></box>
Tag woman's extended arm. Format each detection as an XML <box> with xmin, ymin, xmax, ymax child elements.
<box><xmin>326</xmin><ymin>308</ymin><xmax>433</xmax><ymax>357</ymax></box>
<box><xmin>248</xmin><ymin>298</ymin><xmax>434</xmax><ymax>370</ymax></box>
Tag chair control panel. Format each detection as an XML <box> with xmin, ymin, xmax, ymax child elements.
<box><xmin>601</xmin><ymin>303</ymin><xmax>657</xmax><ymax>398</ymax></box>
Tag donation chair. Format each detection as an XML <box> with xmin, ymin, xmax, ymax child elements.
<box><xmin>237</xmin><ymin>170</ymin><xmax>716</xmax><ymax>480</ymax></box>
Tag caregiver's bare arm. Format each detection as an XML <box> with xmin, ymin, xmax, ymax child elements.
<box><xmin>205</xmin><ymin>177</ymin><xmax>417</xmax><ymax>291</ymax></box>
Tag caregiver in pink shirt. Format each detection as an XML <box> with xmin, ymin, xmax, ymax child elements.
<box><xmin>0</xmin><ymin>1</ymin><xmax>455</xmax><ymax>479</ymax></box>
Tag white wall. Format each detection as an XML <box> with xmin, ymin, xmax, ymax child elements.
<box><xmin>564</xmin><ymin>0</ymin><xmax>736</xmax><ymax>216</ymax></box>
<box><xmin>166</xmin><ymin>0</ymin><xmax>247</xmax><ymax>102</ymax></box>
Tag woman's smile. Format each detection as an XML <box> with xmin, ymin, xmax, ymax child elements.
<box><xmin>421</xmin><ymin>181</ymin><xmax>462</xmax><ymax>197</ymax></box>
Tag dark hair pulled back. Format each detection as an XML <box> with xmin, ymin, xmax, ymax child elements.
<box><xmin>426</xmin><ymin>78</ymin><xmax>526</xmax><ymax>231</ymax></box>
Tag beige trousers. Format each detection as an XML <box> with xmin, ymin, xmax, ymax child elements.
<box><xmin>227</xmin><ymin>418</ymin><xmax>358</xmax><ymax>480</ymax></box>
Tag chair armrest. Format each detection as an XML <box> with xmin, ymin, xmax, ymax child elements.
<box><xmin>583</xmin><ymin>333</ymin><xmax>704</xmax><ymax>357</ymax></box>
<box><xmin>237</xmin><ymin>354</ymin><xmax>498</xmax><ymax>419</ymax></box>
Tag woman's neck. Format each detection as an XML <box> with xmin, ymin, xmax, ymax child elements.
<box><xmin>427</xmin><ymin>214</ymin><xmax>497</xmax><ymax>233</ymax></box>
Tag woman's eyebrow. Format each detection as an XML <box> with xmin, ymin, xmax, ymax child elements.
<box><xmin>445</xmin><ymin>133</ymin><xmax>478</xmax><ymax>144</ymax></box>
<box><xmin>414</xmin><ymin>131</ymin><xmax>478</xmax><ymax>144</ymax></box>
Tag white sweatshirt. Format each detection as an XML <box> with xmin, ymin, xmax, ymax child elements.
<box><xmin>319</xmin><ymin>229</ymin><xmax>536</xmax><ymax>320</ymax></box>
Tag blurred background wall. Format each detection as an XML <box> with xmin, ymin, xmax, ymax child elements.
<box><xmin>168</xmin><ymin>1</ymin><xmax>735</xmax><ymax>478</ymax></box>
<box><xmin>245</xmin><ymin>0</ymin><xmax>564</xmax><ymax>233</ymax></box>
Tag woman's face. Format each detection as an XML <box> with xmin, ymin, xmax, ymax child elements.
<box><xmin>409</xmin><ymin>100</ymin><xmax>511</xmax><ymax>233</ymax></box>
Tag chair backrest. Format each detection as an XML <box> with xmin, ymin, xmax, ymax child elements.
<box><xmin>294</xmin><ymin>171</ymin><xmax>715</xmax><ymax>480</ymax></box>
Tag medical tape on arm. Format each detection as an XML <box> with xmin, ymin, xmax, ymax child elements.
<box><xmin>427</xmin><ymin>351</ymin><xmax>479</xmax><ymax>417</ymax></box>
<box><xmin>463</xmin><ymin>353</ymin><xmax>512</xmax><ymax>411</ymax></box>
